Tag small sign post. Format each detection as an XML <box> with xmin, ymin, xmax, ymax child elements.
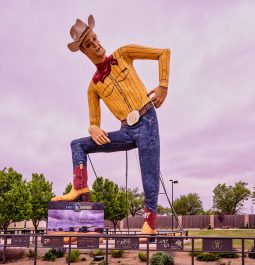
<box><xmin>157</xmin><ymin>238</ymin><xmax>184</xmax><ymax>251</ymax></box>
<box><xmin>115</xmin><ymin>237</ymin><xmax>139</xmax><ymax>250</ymax></box>
<box><xmin>10</xmin><ymin>236</ymin><xmax>30</xmax><ymax>247</ymax></box>
<box><xmin>77</xmin><ymin>237</ymin><xmax>100</xmax><ymax>249</ymax></box>
<box><xmin>42</xmin><ymin>236</ymin><xmax>64</xmax><ymax>248</ymax></box>
<box><xmin>203</xmin><ymin>238</ymin><xmax>233</xmax><ymax>252</ymax></box>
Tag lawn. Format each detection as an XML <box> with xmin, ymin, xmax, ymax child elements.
<box><xmin>185</xmin><ymin>229</ymin><xmax>255</xmax><ymax>250</ymax></box>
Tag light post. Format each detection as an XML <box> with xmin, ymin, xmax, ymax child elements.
<box><xmin>169</xmin><ymin>179</ymin><xmax>178</xmax><ymax>230</ymax></box>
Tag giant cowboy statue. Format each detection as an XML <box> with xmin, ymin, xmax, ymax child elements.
<box><xmin>52</xmin><ymin>15</ymin><xmax>170</xmax><ymax>235</ymax></box>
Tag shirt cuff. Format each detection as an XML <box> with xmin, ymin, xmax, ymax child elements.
<box><xmin>159</xmin><ymin>80</ymin><xmax>169</xmax><ymax>87</ymax></box>
<box><xmin>88</xmin><ymin>125</ymin><xmax>99</xmax><ymax>134</ymax></box>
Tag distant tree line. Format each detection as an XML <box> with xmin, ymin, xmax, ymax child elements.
<box><xmin>1</xmin><ymin>167</ymin><xmax>255</xmax><ymax>233</ymax></box>
<box><xmin>62</xmin><ymin>178</ymin><xmax>255</xmax><ymax>221</ymax></box>
<box><xmin>156</xmin><ymin>181</ymin><xmax>254</xmax><ymax>216</ymax></box>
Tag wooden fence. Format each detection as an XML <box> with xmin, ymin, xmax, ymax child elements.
<box><xmin>249</xmin><ymin>214</ymin><xmax>255</xmax><ymax>227</ymax></box>
<box><xmin>105</xmin><ymin>214</ymin><xmax>255</xmax><ymax>230</ymax></box>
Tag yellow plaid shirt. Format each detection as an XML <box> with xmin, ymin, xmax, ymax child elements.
<box><xmin>87</xmin><ymin>44</ymin><xmax>170</xmax><ymax>127</ymax></box>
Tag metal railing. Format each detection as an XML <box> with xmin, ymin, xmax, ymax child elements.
<box><xmin>104</xmin><ymin>228</ymin><xmax>188</xmax><ymax>236</ymax></box>
<box><xmin>0</xmin><ymin>233</ymin><xmax>254</xmax><ymax>265</ymax></box>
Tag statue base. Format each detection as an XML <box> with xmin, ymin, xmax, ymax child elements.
<box><xmin>75</xmin><ymin>192</ymin><xmax>90</xmax><ymax>202</ymax></box>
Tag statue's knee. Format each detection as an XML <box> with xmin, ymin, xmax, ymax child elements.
<box><xmin>71</xmin><ymin>139</ymin><xmax>80</xmax><ymax>149</ymax></box>
<box><xmin>71</xmin><ymin>138</ymin><xmax>91</xmax><ymax>152</ymax></box>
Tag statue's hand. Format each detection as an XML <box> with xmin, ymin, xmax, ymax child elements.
<box><xmin>89</xmin><ymin>126</ymin><xmax>111</xmax><ymax>145</ymax></box>
<box><xmin>148</xmin><ymin>86</ymin><xmax>168</xmax><ymax>108</ymax></box>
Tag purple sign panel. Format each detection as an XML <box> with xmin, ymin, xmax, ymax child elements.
<box><xmin>47</xmin><ymin>202</ymin><xmax>104</xmax><ymax>235</ymax></box>
<box><xmin>157</xmin><ymin>238</ymin><xmax>184</xmax><ymax>251</ymax></box>
<box><xmin>203</xmin><ymin>238</ymin><xmax>233</xmax><ymax>252</ymax></box>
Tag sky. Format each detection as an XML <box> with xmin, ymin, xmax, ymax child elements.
<box><xmin>1</xmin><ymin>0</ymin><xmax>255</xmax><ymax>213</ymax></box>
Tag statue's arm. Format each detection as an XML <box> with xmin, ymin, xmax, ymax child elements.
<box><xmin>121</xmin><ymin>44</ymin><xmax>171</xmax><ymax>108</ymax></box>
<box><xmin>120</xmin><ymin>44</ymin><xmax>170</xmax><ymax>88</ymax></box>
<box><xmin>87</xmin><ymin>82</ymin><xmax>110</xmax><ymax>145</ymax></box>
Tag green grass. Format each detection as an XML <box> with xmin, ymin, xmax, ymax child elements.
<box><xmin>188</xmin><ymin>229</ymin><xmax>255</xmax><ymax>237</ymax></box>
<box><xmin>185</xmin><ymin>229</ymin><xmax>255</xmax><ymax>250</ymax></box>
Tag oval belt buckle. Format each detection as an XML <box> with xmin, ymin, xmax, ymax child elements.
<box><xmin>127</xmin><ymin>110</ymin><xmax>140</xmax><ymax>126</ymax></box>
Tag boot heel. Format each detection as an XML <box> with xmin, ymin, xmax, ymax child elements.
<box><xmin>81</xmin><ymin>193</ymin><xmax>90</xmax><ymax>202</ymax></box>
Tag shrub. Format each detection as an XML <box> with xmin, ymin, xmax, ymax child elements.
<box><xmin>0</xmin><ymin>248</ymin><xmax>25</xmax><ymax>262</ymax></box>
<box><xmin>27</xmin><ymin>249</ymin><xmax>36</xmax><ymax>258</ymax></box>
<box><xmin>197</xmin><ymin>252</ymin><xmax>220</xmax><ymax>261</ymax></box>
<box><xmin>248</xmin><ymin>251</ymin><xmax>255</xmax><ymax>259</ymax></box>
<box><xmin>138</xmin><ymin>252</ymin><xmax>147</xmax><ymax>262</ymax></box>
<box><xmin>43</xmin><ymin>248</ymin><xmax>65</xmax><ymax>261</ymax></box>
<box><xmin>111</xmin><ymin>250</ymin><xmax>124</xmax><ymax>258</ymax></box>
<box><xmin>90</xmin><ymin>249</ymin><xmax>105</xmax><ymax>257</ymax></box>
<box><xmin>65</xmin><ymin>249</ymin><xmax>80</xmax><ymax>263</ymax></box>
<box><xmin>50</xmin><ymin>248</ymin><xmax>65</xmax><ymax>258</ymax></box>
<box><xmin>217</xmin><ymin>252</ymin><xmax>239</xmax><ymax>258</ymax></box>
<box><xmin>43</xmin><ymin>250</ymin><xmax>56</xmax><ymax>261</ymax></box>
<box><xmin>189</xmin><ymin>251</ymin><xmax>202</xmax><ymax>257</ymax></box>
<box><xmin>150</xmin><ymin>252</ymin><xmax>174</xmax><ymax>265</ymax></box>
<box><xmin>81</xmin><ymin>256</ymin><xmax>87</xmax><ymax>261</ymax></box>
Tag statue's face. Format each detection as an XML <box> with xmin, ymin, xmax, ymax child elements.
<box><xmin>80</xmin><ymin>30</ymin><xmax>106</xmax><ymax>64</ymax></box>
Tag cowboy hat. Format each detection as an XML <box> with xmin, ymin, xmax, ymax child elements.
<box><xmin>67</xmin><ymin>15</ymin><xmax>95</xmax><ymax>52</ymax></box>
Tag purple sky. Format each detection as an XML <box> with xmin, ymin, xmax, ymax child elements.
<box><xmin>1</xmin><ymin>0</ymin><xmax>255</xmax><ymax>213</ymax></box>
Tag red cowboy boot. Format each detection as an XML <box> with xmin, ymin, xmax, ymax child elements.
<box><xmin>51</xmin><ymin>164</ymin><xmax>89</xmax><ymax>201</ymax></box>
<box><xmin>141</xmin><ymin>208</ymin><xmax>157</xmax><ymax>235</ymax></box>
<box><xmin>73</xmin><ymin>165</ymin><xmax>88</xmax><ymax>190</ymax></box>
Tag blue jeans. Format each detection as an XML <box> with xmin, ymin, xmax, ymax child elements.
<box><xmin>71</xmin><ymin>107</ymin><xmax>160</xmax><ymax>212</ymax></box>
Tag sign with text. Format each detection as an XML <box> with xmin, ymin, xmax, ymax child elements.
<box><xmin>42</xmin><ymin>236</ymin><xmax>64</xmax><ymax>248</ymax></box>
<box><xmin>203</xmin><ymin>238</ymin><xmax>233</xmax><ymax>252</ymax></box>
<box><xmin>10</xmin><ymin>236</ymin><xmax>30</xmax><ymax>247</ymax></box>
<box><xmin>47</xmin><ymin>202</ymin><xmax>104</xmax><ymax>236</ymax></box>
<box><xmin>157</xmin><ymin>238</ymin><xmax>184</xmax><ymax>251</ymax></box>
<box><xmin>77</xmin><ymin>237</ymin><xmax>99</xmax><ymax>249</ymax></box>
<box><xmin>115</xmin><ymin>237</ymin><xmax>139</xmax><ymax>250</ymax></box>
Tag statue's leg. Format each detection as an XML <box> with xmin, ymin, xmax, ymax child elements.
<box><xmin>136</xmin><ymin>107</ymin><xmax>160</xmax><ymax>234</ymax></box>
<box><xmin>51</xmin><ymin>128</ymin><xmax>136</xmax><ymax>201</ymax></box>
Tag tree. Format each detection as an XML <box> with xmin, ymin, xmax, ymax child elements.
<box><xmin>201</xmin><ymin>209</ymin><xmax>215</xmax><ymax>215</ymax></box>
<box><xmin>213</xmin><ymin>181</ymin><xmax>251</xmax><ymax>214</ymax></box>
<box><xmin>173</xmin><ymin>193</ymin><xmax>203</xmax><ymax>215</ymax></box>
<box><xmin>27</xmin><ymin>173</ymin><xmax>55</xmax><ymax>233</ymax></box>
<box><xmin>252</xmin><ymin>190</ymin><xmax>255</xmax><ymax>205</ymax></box>
<box><xmin>63</xmin><ymin>182</ymin><xmax>72</xmax><ymax>195</ymax></box>
<box><xmin>121</xmin><ymin>187</ymin><xmax>144</xmax><ymax>216</ymax></box>
<box><xmin>0</xmin><ymin>168</ymin><xmax>32</xmax><ymax>233</ymax></box>
<box><xmin>157</xmin><ymin>204</ymin><xmax>171</xmax><ymax>215</ymax></box>
<box><xmin>90</xmin><ymin>177</ymin><xmax>127</xmax><ymax>232</ymax></box>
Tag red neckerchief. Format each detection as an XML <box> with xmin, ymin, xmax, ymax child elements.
<box><xmin>92</xmin><ymin>55</ymin><xmax>118</xmax><ymax>84</ymax></box>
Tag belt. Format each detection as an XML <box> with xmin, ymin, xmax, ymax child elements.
<box><xmin>121</xmin><ymin>102</ymin><xmax>153</xmax><ymax>126</ymax></box>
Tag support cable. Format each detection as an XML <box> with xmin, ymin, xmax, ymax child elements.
<box><xmin>159</xmin><ymin>171</ymin><xmax>182</xmax><ymax>230</ymax></box>
<box><xmin>88</xmin><ymin>154</ymin><xmax>98</xmax><ymax>178</ymax></box>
